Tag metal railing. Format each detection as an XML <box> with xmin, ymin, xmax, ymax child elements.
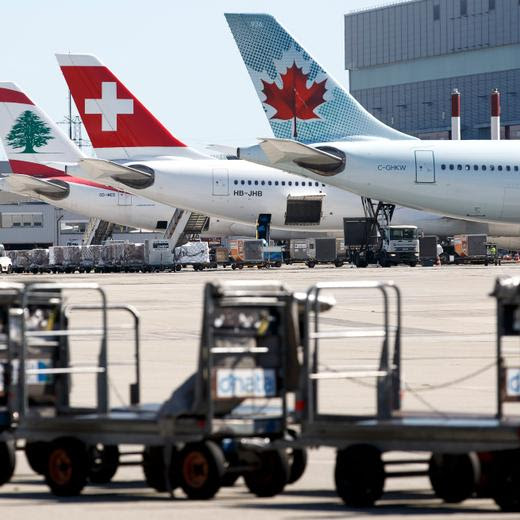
<box><xmin>303</xmin><ymin>281</ymin><xmax>402</xmax><ymax>423</ymax></box>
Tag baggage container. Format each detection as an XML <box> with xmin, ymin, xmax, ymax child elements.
<box><xmin>289</xmin><ymin>239</ymin><xmax>312</xmax><ymax>261</ymax></box>
<box><xmin>453</xmin><ymin>234</ymin><xmax>487</xmax><ymax>258</ymax></box>
<box><xmin>243</xmin><ymin>239</ymin><xmax>264</xmax><ymax>263</ymax></box>
<box><xmin>315</xmin><ymin>238</ymin><xmax>337</xmax><ymax>262</ymax></box>
<box><xmin>144</xmin><ymin>239</ymin><xmax>173</xmax><ymax>267</ymax></box>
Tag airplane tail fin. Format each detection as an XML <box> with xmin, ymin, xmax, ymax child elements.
<box><xmin>0</xmin><ymin>82</ymin><xmax>83</xmax><ymax>177</ymax></box>
<box><xmin>225</xmin><ymin>13</ymin><xmax>414</xmax><ymax>143</ymax></box>
<box><xmin>56</xmin><ymin>53</ymin><xmax>209</xmax><ymax>160</ymax></box>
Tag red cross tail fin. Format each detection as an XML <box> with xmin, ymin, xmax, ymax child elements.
<box><xmin>56</xmin><ymin>53</ymin><xmax>208</xmax><ymax>160</ymax></box>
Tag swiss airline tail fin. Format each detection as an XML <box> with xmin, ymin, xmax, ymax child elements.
<box><xmin>56</xmin><ymin>53</ymin><xmax>209</xmax><ymax>160</ymax></box>
<box><xmin>0</xmin><ymin>82</ymin><xmax>83</xmax><ymax>178</ymax></box>
<box><xmin>225</xmin><ymin>13</ymin><xmax>415</xmax><ymax>143</ymax></box>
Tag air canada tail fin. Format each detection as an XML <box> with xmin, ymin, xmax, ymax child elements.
<box><xmin>56</xmin><ymin>53</ymin><xmax>209</xmax><ymax>160</ymax></box>
<box><xmin>0</xmin><ymin>82</ymin><xmax>83</xmax><ymax>178</ymax></box>
<box><xmin>225</xmin><ymin>13</ymin><xmax>415</xmax><ymax>143</ymax></box>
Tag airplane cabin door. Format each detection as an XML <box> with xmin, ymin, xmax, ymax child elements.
<box><xmin>415</xmin><ymin>150</ymin><xmax>435</xmax><ymax>183</ymax></box>
<box><xmin>118</xmin><ymin>191</ymin><xmax>133</xmax><ymax>206</ymax></box>
<box><xmin>212</xmin><ymin>168</ymin><xmax>229</xmax><ymax>196</ymax></box>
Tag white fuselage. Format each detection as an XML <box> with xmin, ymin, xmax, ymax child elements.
<box><xmin>302</xmin><ymin>140</ymin><xmax>520</xmax><ymax>225</ymax></box>
<box><xmin>77</xmin><ymin>156</ymin><xmax>517</xmax><ymax>238</ymax></box>
<box><xmin>0</xmin><ymin>174</ymin><xmax>342</xmax><ymax>240</ymax></box>
<box><xmin>70</xmin><ymin>155</ymin><xmax>520</xmax><ymax>248</ymax></box>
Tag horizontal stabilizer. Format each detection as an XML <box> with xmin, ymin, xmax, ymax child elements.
<box><xmin>80</xmin><ymin>158</ymin><xmax>154</xmax><ymax>189</ymax></box>
<box><xmin>240</xmin><ymin>138</ymin><xmax>344</xmax><ymax>175</ymax></box>
<box><xmin>5</xmin><ymin>174</ymin><xmax>69</xmax><ymax>200</ymax></box>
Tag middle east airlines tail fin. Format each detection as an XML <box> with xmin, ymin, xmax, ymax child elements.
<box><xmin>225</xmin><ymin>13</ymin><xmax>415</xmax><ymax>143</ymax></box>
<box><xmin>56</xmin><ymin>53</ymin><xmax>210</xmax><ymax>161</ymax></box>
<box><xmin>0</xmin><ymin>82</ymin><xmax>83</xmax><ymax>179</ymax></box>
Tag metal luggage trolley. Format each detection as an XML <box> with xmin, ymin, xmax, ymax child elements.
<box><xmin>290</xmin><ymin>279</ymin><xmax>520</xmax><ymax>512</ymax></box>
<box><xmin>157</xmin><ymin>280</ymin><xmax>306</xmax><ymax>499</ymax></box>
<box><xmin>0</xmin><ymin>280</ymin><xmax>307</xmax><ymax>501</ymax></box>
<box><xmin>0</xmin><ymin>281</ymin><xmax>150</xmax><ymax>496</ymax></box>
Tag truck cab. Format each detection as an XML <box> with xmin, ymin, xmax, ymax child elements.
<box><xmin>0</xmin><ymin>244</ymin><xmax>12</xmax><ymax>274</ymax></box>
<box><xmin>379</xmin><ymin>225</ymin><xmax>419</xmax><ymax>267</ymax></box>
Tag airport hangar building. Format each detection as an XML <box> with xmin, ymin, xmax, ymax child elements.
<box><xmin>345</xmin><ymin>0</ymin><xmax>520</xmax><ymax>140</ymax></box>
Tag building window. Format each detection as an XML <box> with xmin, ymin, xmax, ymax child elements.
<box><xmin>460</xmin><ymin>0</ymin><xmax>467</xmax><ymax>16</ymax></box>
<box><xmin>433</xmin><ymin>4</ymin><xmax>440</xmax><ymax>20</ymax></box>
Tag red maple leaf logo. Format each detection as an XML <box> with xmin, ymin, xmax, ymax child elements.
<box><xmin>262</xmin><ymin>63</ymin><xmax>327</xmax><ymax>121</ymax></box>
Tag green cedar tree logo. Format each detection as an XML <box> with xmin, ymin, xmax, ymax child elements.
<box><xmin>6</xmin><ymin>110</ymin><xmax>54</xmax><ymax>153</ymax></box>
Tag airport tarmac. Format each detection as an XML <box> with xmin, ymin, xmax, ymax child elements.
<box><xmin>2</xmin><ymin>263</ymin><xmax>520</xmax><ymax>519</ymax></box>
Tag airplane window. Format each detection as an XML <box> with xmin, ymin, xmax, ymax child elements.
<box><xmin>295</xmin><ymin>181</ymin><xmax>299</xmax><ymax>186</ymax></box>
<box><xmin>261</xmin><ymin>180</ymin><xmax>265</xmax><ymax>185</ymax></box>
<box><xmin>234</xmin><ymin>180</ymin><xmax>238</xmax><ymax>185</ymax></box>
<box><xmin>457</xmin><ymin>165</ymin><xmax>462</xmax><ymax>171</ymax></box>
<box><xmin>465</xmin><ymin>165</ymin><xmax>470</xmax><ymax>171</ymax></box>
<box><xmin>449</xmin><ymin>164</ymin><xmax>454</xmax><ymax>170</ymax></box>
<box><xmin>248</xmin><ymin>180</ymin><xmax>252</xmax><ymax>185</ymax></box>
<box><xmin>515</xmin><ymin>166</ymin><xmax>519</xmax><ymax>172</ymax></box>
<box><xmin>288</xmin><ymin>181</ymin><xmax>292</xmax><ymax>186</ymax></box>
<box><xmin>473</xmin><ymin>165</ymin><xmax>478</xmax><ymax>171</ymax></box>
<box><xmin>241</xmin><ymin>180</ymin><xmax>245</xmax><ymax>185</ymax></box>
<box><xmin>268</xmin><ymin>181</ymin><xmax>272</xmax><ymax>186</ymax></box>
<box><xmin>315</xmin><ymin>182</ymin><xmax>319</xmax><ymax>186</ymax></box>
<box><xmin>275</xmin><ymin>181</ymin><xmax>279</xmax><ymax>186</ymax></box>
<box><xmin>281</xmin><ymin>181</ymin><xmax>285</xmax><ymax>186</ymax></box>
<box><xmin>254</xmin><ymin>180</ymin><xmax>259</xmax><ymax>185</ymax></box>
<box><xmin>441</xmin><ymin>164</ymin><xmax>446</xmax><ymax>170</ymax></box>
<box><xmin>490</xmin><ymin>165</ymin><xmax>495</xmax><ymax>171</ymax></box>
<box><xmin>498</xmin><ymin>165</ymin><xmax>503</xmax><ymax>171</ymax></box>
<box><xmin>506</xmin><ymin>166</ymin><xmax>511</xmax><ymax>172</ymax></box>
<box><xmin>482</xmin><ymin>165</ymin><xmax>487</xmax><ymax>171</ymax></box>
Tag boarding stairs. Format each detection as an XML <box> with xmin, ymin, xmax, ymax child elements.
<box><xmin>163</xmin><ymin>210</ymin><xmax>209</xmax><ymax>247</ymax></box>
<box><xmin>82</xmin><ymin>218</ymin><xmax>116</xmax><ymax>245</ymax></box>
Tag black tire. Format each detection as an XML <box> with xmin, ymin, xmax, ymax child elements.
<box><xmin>177</xmin><ymin>441</ymin><xmax>225</xmax><ymax>500</ymax></box>
<box><xmin>142</xmin><ymin>445</ymin><xmax>178</xmax><ymax>492</ymax></box>
<box><xmin>44</xmin><ymin>438</ymin><xmax>89</xmax><ymax>496</ymax></box>
<box><xmin>25</xmin><ymin>441</ymin><xmax>50</xmax><ymax>475</ymax></box>
<box><xmin>335</xmin><ymin>444</ymin><xmax>385</xmax><ymax>507</ymax></box>
<box><xmin>244</xmin><ymin>449</ymin><xmax>289</xmax><ymax>498</ymax></box>
<box><xmin>287</xmin><ymin>447</ymin><xmax>307</xmax><ymax>485</ymax></box>
<box><xmin>490</xmin><ymin>450</ymin><xmax>520</xmax><ymax>512</ymax></box>
<box><xmin>88</xmin><ymin>444</ymin><xmax>119</xmax><ymax>484</ymax></box>
<box><xmin>307</xmin><ymin>262</ymin><xmax>316</xmax><ymax>269</ymax></box>
<box><xmin>334</xmin><ymin>261</ymin><xmax>344</xmax><ymax>268</ymax></box>
<box><xmin>0</xmin><ymin>439</ymin><xmax>16</xmax><ymax>485</ymax></box>
<box><xmin>221</xmin><ymin>472</ymin><xmax>240</xmax><ymax>487</ymax></box>
<box><xmin>428</xmin><ymin>453</ymin><xmax>478</xmax><ymax>503</ymax></box>
<box><xmin>409</xmin><ymin>262</ymin><xmax>417</xmax><ymax>267</ymax></box>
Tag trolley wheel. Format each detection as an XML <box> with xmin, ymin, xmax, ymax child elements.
<box><xmin>285</xmin><ymin>429</ymin><xmax>307</xmax><ymax>485</ymax></box>
<box><xmin>244</xmin><ymin>449</ymin><xmax>289</xmax><ymax>498</ymax></box>
<box><xmin>238</xmin><ymin>264</ymin><xmax>244</xmax><ymax>270</ymax></box>
<box><xmin>428</xmin><ymin>453</ymin><xmax>478</xmax><ymax>503</ymax></box>
<box><xmin>45</xmin><ymin>438</ymin><xmax>89</xmax><ymax>496</ymax></box>
<box><xmin>177</xmin><ymin>441</ymin><xmax>225</xmax><ymax>500</ymax></box>
<box><xmin>221</xmin><ymin>472</ymin><xmax>240</xmax><ymax>487</ymax></box>
<box><xmin>306</xmin><ymin>261</ymin><xmax>316</xmax><ymax>269</ymax></box>
<box><xmin>490</xmin><ymin>450</ymin><xmax>520</xmax><ymax>512</ymax></box>
<box><xmin>287</xmin><ymin>447</ymin><xmax>307</xmax><ymax>485</ymax></box>
<box><xmin>25</xmin><ymin>441</ymin><xmax>50</xmax><ymax>475</ymax></box>
<box><xmin>335</xmin><ymin>444</ymin><xmax>384</xmax><ymax>507</ymax></box>
<box><xmin>142</xmin><ymin>445</ymin><xmax>178</xmax><ymax>492</ymax></box>
<box><xmin>0</xmin><ymin>439</ymin><xmax>16</xmax><ymax>485</ymax></box>
<box><xmin>88</xmin><ymin>444</ymin><xmax>119</xmax><ymax>484</ymax></box>
<box><xmin>409</xmin><ymin>262</ymin><xmax>417</xmax><ymax>267</ymax></box>
<box><xmin>334</xmin><ymin>260</ymin><xmax>344</xmax><ymax>268</ymax></box>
